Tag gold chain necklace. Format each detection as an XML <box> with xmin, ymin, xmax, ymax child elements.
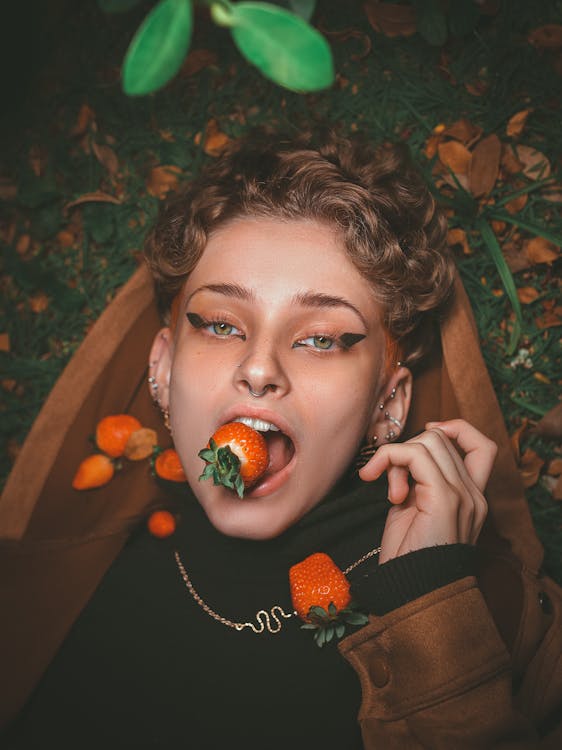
<box><xmin>174</xmin><ymin>544</ymin><xmax>381</xmax><ymax>635</ymax></box>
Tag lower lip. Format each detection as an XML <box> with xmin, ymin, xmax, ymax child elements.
<box><xmin>244</xmin><ymin>452</ymin><xmax>297</xmax><ymax>499</ymax></box>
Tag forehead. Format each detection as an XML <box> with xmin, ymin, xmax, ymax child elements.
<box><xmin>184</xmin><ymin>217</ymin><xmax>378</xmax><ymax>315</ymax></box>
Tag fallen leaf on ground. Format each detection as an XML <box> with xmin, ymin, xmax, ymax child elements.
<box><xmin>124</xmin><ymin>428</ymin><xmax>158</xmax><ymax>461</ymax></box>
<box><xmin>541</xmin><ymin>184</ymin><xmax>562</xmax><ymax>203</ymax></box>
<box><xmin>71</xmin><ymin>103</ymin><xmax>96</xmax><ymax>136</ymax></box>
<box><xmin>528</xmin><ymin>25</ymin><xmax>562</xmax><ymax>49</ymax></box>
<box><xmin>517</xmin><ymin>286</ymin><xmax>539</xmax><ymax>304</ymax></box>
<box><xmin>491</xmin><ymin>220</ymin><xmax>506</xmax><ymax>235</ymax></box>
<box><xmin>534</xmin><ymin>372</ymin><xmax>551</xmax><ymax>384</ymax></box>
<box><xmin>29</xmin><ymin>293</ymin><xmax>49</xmax><ymax>313</ymax></box>
<box><xmin>515</xmin><ymin>145</ymin><xmax>551</xmax><ymax>180</ymax></box>
<box><xmin>56</xmin><ymin>230</ymin><xmax>76</xmax><ymax>247</ymax></box>
<box><xmin>532</xmin><ymin>403</ymin><xmax>562</xmax><ymax>439</ymax></box>
<box><xmin>469</xmin><ymin>134</ymin><xmax>501</xmax><ymax>197</ymax></box>
<box><xmin>203</xmin><ymin>120</ymin><xmax>231</xmax><ymax>157</ymax></box>
<box><xmin>438</xmin><ymin>141</ymin><xmax>472</xmax><ymax>175</ymax></box>
<box><xmin>16</xmin><ymin>235</ymin><xmax>31</xmax><ymax>255</ymax></box>
<box><xmin>92</xmin><ymin>142</ymin><xmax>119</xmax><ymax>177</ymax></box>
<box><xmin>524</xmin><ymin>237</ymin><xmax>559</xmax><ymax>264</ymax></box>
<box><xmin>501</xmin><ymin>145</ymin><xmax>524</xmax><ymax>176</ymax></box>
<box><xmin>505</xmin><ymin>192</ymin><xmax>528</xmax><ymax>214</ymax></box>
<box><xmin>0</xmin><ymin>333</ymin><xmax>10</xmax><ymax>352</ymax></box>
<box><xmin>65</xmin><ymin>191</ymin><xmax>122</xmax><ymax>210</ymax></box>
<box><xmin>447</xmin><ymin>228</ymin><xmax>471</xmax><ymax>254</ymax></box>
<box><xmin>506</xmin><ymin>109</ymin><xmax>532</xmax><ymax>138</ymax></box>
<box><xmin>443</xmin><ymin>119</ymin><xmax>483</xmax><ymax>147</ymax></box>
<box><xmin>535</xmin><ymin>310</ymin><xmax>562</xmax><ymax>329</ymax></box>
<box><xmin>317</xmin><ymin>26</ymin><xmax>372</xmax><ymax>60</ymax></box>
<box><xmin>146</xmin><ymin>165</ymin><xmax>182</xmax><ymax>199</ymax></box>
<box><xmin>547</xmin><ymin>458</ymin><xmax>562</xmax><ymax>476</ymax></box>
<box><xmin>363</xmin><ymin>1</ymin><xmax>416</xmax><ymax>37</ymax></box>
<box><xmin>519</xmin><ymin>448</ymin><xmax>545</xmax><ymax>488</ymax></box>
<box><xmin>552</xmin><ymin>475</ymin><xmax>562</xmax><ymax>500</ymax></box>
<box><xmin>424</xmin><ymin>133</ymin><xmax>443</xmax><ymax>159</ymax></box>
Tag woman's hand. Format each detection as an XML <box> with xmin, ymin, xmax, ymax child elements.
<box><xmin>359</xmin><ymin>419</ymin><xmax>497</xmax><ymax>564</ymax></box>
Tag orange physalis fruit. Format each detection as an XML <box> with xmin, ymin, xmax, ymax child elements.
<box><xmin>123</xmin><ymin>427</ymin><xmax>158</xmax><ymax>461</ymax></box>
<box><xmin>154</xmin><ymin>448</ymin><xmax>187</xmax><ymax>482</ymax></box>
<box><xmin>147</xmin><ymin>510</ymin><xmax>177</xmax><ymax>538</ymax></box>
<box><xmin>72</xmin><ymin>454</ymin><xmax>114</xmax><ymax>490</ymax></box>
<box><xmin>96</xmin><ymin>414</ymin><xmax>142</xmax><ymax>458</ymax></box>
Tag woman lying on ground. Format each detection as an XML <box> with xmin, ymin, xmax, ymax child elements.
<box><xmin>1</xmin><ymin>129</ymin><xmax>561</xmax><ymax>749</ymax></box>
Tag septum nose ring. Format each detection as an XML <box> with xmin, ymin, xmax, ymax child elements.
<box><xmin>248</xmin><ymin>385</ymin><xmax>269</xmax><ymax>398</ymax></box>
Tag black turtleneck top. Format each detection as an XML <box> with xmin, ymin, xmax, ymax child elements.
<box><xmin>4</xmin><ymin>475</ymin><xmax>474</xmax><ymax>749</ymax></box>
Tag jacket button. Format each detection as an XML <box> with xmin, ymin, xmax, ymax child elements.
<box><xmin>369</xmin><ymin>656</ymin><xmax>390</xmax><ymax>688</ymax></box>
<box><xmin>538</xmin><ymin>591</ymin><xmax>553</xmax><ymax>615</ymax></box>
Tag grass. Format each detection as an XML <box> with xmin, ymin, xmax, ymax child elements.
<box><xmin>1</xmin><ymin>0</ymin><xmax>561</xmax><ymax>580</ymax></box>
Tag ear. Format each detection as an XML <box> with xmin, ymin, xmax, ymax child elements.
<box><xmin>367</xmin><ymin>366</ymin><xmax>413</xmax><ymax>445</ymax></box>
<box><xmin>148</xmin><ymin>327</ymin><xmax>174</xmax><ymax>411</ymax></box>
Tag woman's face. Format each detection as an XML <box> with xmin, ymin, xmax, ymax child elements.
<box><xmin>160</xmin><ymin>218</ymin><xmax>396</xmax><ymax>539</ymax></box>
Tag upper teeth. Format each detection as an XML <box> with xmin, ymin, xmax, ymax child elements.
<box><xmin>234</xmin><ymin>416</ymin><xmax>280</xmax><ymax>432</ymax></box>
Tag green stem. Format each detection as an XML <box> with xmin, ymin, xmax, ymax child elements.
<box><xmin>487</xmin><ymin>212</ymin><xmax>562</xmax><ymax>246</ymax></box>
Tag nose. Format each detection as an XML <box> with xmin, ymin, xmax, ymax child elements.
<box><xmin>234</xmin><ymin>338</ymin><xmax>290</xmax><ymax>398</ymax></box>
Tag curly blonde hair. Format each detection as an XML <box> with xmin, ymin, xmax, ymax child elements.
<box><xmin>144</xmin><ymin>129</ymin><xmax>455</xmax><ymax>370</ymax></box>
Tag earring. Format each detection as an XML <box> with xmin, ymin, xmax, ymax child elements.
<box><xmin>163</xmin><ymin>407</ymin><xmax>172</xmax><ymax>434</ymax></box>
<box><xmin>148</xmin><ymin>375</ymin><xmax>160</xmax><ymax>407</ymax></box>
<box><xmin>378</xmin><ymin>387</ymin><xmax>396</xmax><ymax>411</ymax></box>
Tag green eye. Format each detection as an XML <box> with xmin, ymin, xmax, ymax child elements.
<box><xmin>213</xmin><ymin>322</ymin><xmax>234</xmax><ymax>336</ymax></box>
<box><xmin>313</xmin><ymin>335</ymin><xmax>333</xmax><ymax>349</ymax></box>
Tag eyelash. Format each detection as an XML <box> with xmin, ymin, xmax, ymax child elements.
<box><xmin>186</xmin><ymin>312</ymin><xmax>366</xmax><ymax>352</ymax></box>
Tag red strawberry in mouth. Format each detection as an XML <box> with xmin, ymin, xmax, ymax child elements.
<box><xmin>198</xmin><ymin>418</ymin><xmax>295</xmax><ymax>498</ymax></box>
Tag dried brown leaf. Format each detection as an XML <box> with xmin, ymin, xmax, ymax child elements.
<box><xmin>501</xmin><ymin>145</ymin><xmax>524</xmax><ymax>176</ymax></box>
<box><xmin>506</xmin><ymin>109</ymin><xmax>532</xmax><ymax>138</ymax></box>
<box><xmin>535</xmin><ymin>310</ymin><xmax>562</xmax><ymax>329</ymax></box>
<box><xmin>524</xmin><ymin>237</ymin><xmax>559</xmax><ymax>265</ymax></box>
<box><xmin>0</xmin><ymin>333</ymin><xmax>10</xmax><ymax>352</ymax></box>
<box><xmin>203</xmin><ymin>120</ymin><xmax>232</xmax><ymax>157</ymax></box>
<box><xmin>363</xmin><ymin>0</ymin><xmax>416</xmax><ymax>37</ymax></box>
<box><xmin>70</xmin><ymin>103</ymin><xmax>96</xmax><ymax>136</ymax></box>
<box><xmin>469</xmin><ymin>134</ymin><xmax>501</xmax><ymax>197</ymax></box>
<box><xmin>515</xmin><ymin>145</ymin><xmax>551</xmax><ymax>180</ymax></box>
<box><xmin>519</xmin><ymin>448</ymin><xmax>545</xmax><ymax>488</ymax></box>
<box><xmin>56</xmin><ymin>230</ymin><xmax>76</xmax><ymax>248</ymax></box>
<box><xmin>541</xmin><ymin>184</ymin><xmax>562</xmax><ymax>203</ymax></box>
<box><xmin>528</xmin><ymin>24</ymin><xmax>562</xmax><ymax>50</ymax></box>
<box><xmin>29</xmin><ymin>293</ymin><xmax>49</xmax><ymax>313</ymax></box>
<box><xmin>517</xmin><ymin>286</ymin><xmax>539</xmax><ymax>304</ymax></box>
<box><xmin>491</xmin><ymin>220</ymin><xmax>506</xmax><ymax>235</ymax></box>
<box><xmin>552</xmin><ymin>475</ymin><xmax>562</xmax><ymax>501</ymax></box>
<box><xmin>532</xmin><ymin>403</ymin><xmax>562</xmax><ymax>440</ymax></box>
<box><xmin>504</xmin><ymin>193</ymin><xmax>528</xmax><ymax>214</ymax></box>
<box><xmin>447</xmin><ymin>228</ymin><xmax>471</xmax><ymax>255</ymax></box>
<box><xmin>92</xmin><ymin>142</ymin><xmax>119</xmax><ymax>177</ymax></box>
<box><xmin>442</xmin><ymin>119</ymin><xmax>483</xmax><ymax>147</ymax></box>
<box><xmin>16</xmin><ymin>235</ymin><xmax>31</xmax><ymax>256</ymax></box>
<box><xmin>438</xmin><ymin>141</ymin><xmax>472</xmax><ymax>176</ymax></box>
<box><xmin>146</xmin><ymin>166</ymin><xmax>182</xmax><ymax>200</ymax></box>
<box><xmin>65</xmin><ymin>191</ymin><xmax>122</xmax><ymax>210</ymax></box>
<box><xmin>547</xmin><ymin>458</ymin><xmax>562</xmax><ymax>477</ymax></box>
<box><xmin>124</xmin><ymin>428</ymin><xmax>158</xmax><ymax>461</ymax></box>
<box><xmin>424</xmin><ymin>133</ymin><xmax>443</xmax><ymax>159</ymax></box>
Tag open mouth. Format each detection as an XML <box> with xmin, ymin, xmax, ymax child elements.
<box><xmin>233</xmin><ymin>416</ymin><xmax>296</xmax><ymax>485</ymax></box>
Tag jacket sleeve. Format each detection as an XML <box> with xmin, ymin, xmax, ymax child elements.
<box><xmin>339</xmin><ymin>574</ymin><xmax>562</xmax><ymax>749</ymax></box>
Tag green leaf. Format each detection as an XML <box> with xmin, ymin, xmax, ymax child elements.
<box><xmin>335</xmin><ymin>623</ymin><xmax>346</xmax><ymax>639</ymax></box>
<box><xmin>98</xmin><ymin>0</ymin><xmax>143</xmax><ymax>12</ymax></box>
<box><xmin>476</xmin><ymin>218</ymin><xmax>523</xmax><ymax>355</ymax></box>
<box><xmin>325</xmin><ymin>626</ymin><xmax>334</xmax><ymax>643</ymax></box>
<box><xmin>225</xmin><ymin>2</ymin><xmax>333</xmax><ymax>92</ymax></box>
<box><xmin>308</xmin><ymin>605</ymin><xmax>328</xmax><ymax>619</ymax></box>
<box><xmin>289</xmin><ymin>0</ymin><xmax>316</xmax><ymax>22</ymax></box>
<box><xmin>315</xmin><ymin>628</ymin><xmax>326</xmax><ymax>647</ymax></box>
<box><xmin>343</xmin><ymin>611</ymin><xmax>369</xmax><ymax>626</ymax></box>
<box><xmin>122</xmin><ymin>0</ymin><xmax>193</xmax><ymax>96</ymax></box>
<box><xmin>327</xmin><ymin>601</ymin><xmax>337</xmax><ymax>617</ymax></box>
<box><xmin>412</xmin><ymin>0</ymin><xmax>447</xmax><ymax>47</ymax></box>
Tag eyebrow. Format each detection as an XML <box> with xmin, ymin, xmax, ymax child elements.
<box><xmin>187</xmin><ymin>284</ymin><xmax>367</xmax><ymax>327</ymax></box>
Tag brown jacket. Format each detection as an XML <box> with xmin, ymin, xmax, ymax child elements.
<box><xmin>1</xmin><ymin>267</ymin><xmax>561</xmax><ymax>746</ymax></box>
